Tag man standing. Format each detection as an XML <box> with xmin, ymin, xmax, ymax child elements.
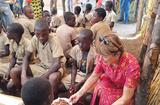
<box><xmin>118</xmin><ymin>0</ymin><xmax>131</xmax><ymax>24</ymax></box>
<box><xmin>0</xmin><ymin>0</ymin><xmax>14</xmax><ymax>30</ymax></box>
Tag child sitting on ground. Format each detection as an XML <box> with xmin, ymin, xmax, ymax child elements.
<box><xmin>50</xmin><ymin>7</ymin><xmax>61</xmax><ymax>33</ymax></box>
<box><xmin>61</xmin><ymin>29</ymin><xmax>96</xmax><ymax>104</ymax></box>
<box><xmin>21</xmin><ymin>19</ymin><xmax>66</xmax><ymax>100</ymax></box>
<box><xmin>90</xmin><ymin>8</ymin><xmax>111</xmax><ymax>44</ymax></box>
<box><xmin>74</xmin><ymin>6</ymin><xmax>83</xmax><ymax>27</ymax></box>
<box><xmin>83</xmin><ymin>3</ymin><xmax>93</xmax><ymax>28</ymax></box>
<box><xmin>42</xmin><ymin>10</ymin><xmax>51</xmax><ymax>26</ymax></box>
<box><xmin>56</xmin><ymin>12</ymin><xmax>77</xmax><ymax>58</ymax></box>
<box><xmin>105</xmin><ymin>1</ymin><xmax>117</xmax><ymax>29</ymax></box>
<box><xmin>18</xmin><ymin>5</ymin><xmax>35</xmax><ymax>40</ymax></box>
<box><xmin>5</xmin><ymin>23</ymin><xmax>32</xmax><ymax>94</ymax></box>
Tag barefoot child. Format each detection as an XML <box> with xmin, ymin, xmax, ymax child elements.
<box><xmin>74</xmin><ymin>6</ymin><xmax>83</xmax><ymax>27</ymax></box>
<box><xmin>21</xmin><ymin>19</ymin><xmax>66</xmax><ymax>100</ymax></box>
<box><xmin>61</xmin><ymin>29</ymin><xmax>96</xmax><ymax>104</ymax></box>
<box><xmin>6</xmin><ymin>23</ymin><xmax>32</xmax><ymax>92</ymax></box>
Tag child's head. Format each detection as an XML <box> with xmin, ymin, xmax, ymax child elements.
<box><xmin>91</xmin><ymin>8</ymin><xmax>106</xmax><ymax>25</ymax></box>
<box><xmin>23</xmin><ymin>5</ymin><xmax>34</xmax><ymax>19</ymax></box>
<box><xmin>21</xmin><ymin>78</ymin><xmax>51</xmax><ymax>105</ymax></box>
<box><xmin>74</xmin><ymin>6</ymin><xmax>81</xmax><ymax>15</ymax></box>
<box><xmin>34</xmin><ymin>18</ymin><xmax>50</xmax><ymax>45</ymax></box>
<box><xmin>78</xmin><ymin>29</ymin><xmax>93</xmax><ymax>52</ymax></box>
<box><xmin>6</xmin><ymin>23</ymin><xmax>24</xmax><ymax>40</ymax></box>
<box><xmin>50</xmin><ymin>7</ymin><xmax>57</xmax><ymax>15</ymax></box>
<box><xmin>105</xmin><ymin>1</ymin><xmax>113</xmax><ymax>12</ymax></box>
<box><xmin>0</xmin><ymin>21</ymin><xmax>2</xmax><ymax>33</ymax></box>
<box><xmin>42</xmin><ymin>10</ymin><xmax>51</xmax><ymax>25</ymax></box>
<box><xmin>85</xmin><ymin>3</ymin><xmax>92</xmax><ymax>13</ymax></box>
<box><xmin>64</xmin><ymin>12</ymin><xmax>76</xmax><ymax>27</ymax></box>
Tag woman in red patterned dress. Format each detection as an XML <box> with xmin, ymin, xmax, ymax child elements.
<box><xmin>70</xmin><ymin>33</ymin><xmax>140</xmax><ymax>105</ymax></box>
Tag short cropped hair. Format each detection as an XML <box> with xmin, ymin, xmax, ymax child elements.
<box><xmin>8</xmin><ymin>23</ymin><xmax>24</xmax><ymax>36</ymax></box>
<box><xmin>63</xmin><ymin>12</ymin><xmax>75</xmax><ymax>23</ymax></box>
<box><xmin>95</xmin><ymin>8</ymin><xmax>106</xmax><ymax>20</ymax></box>
<box><xmin>21</xmin><ymin>78</ymin><xmax>51</xmax><ymax>105</ymax></box>
<box><xmin>86</xmin><ymin>3</ymin><xmax>92</xmax><ymax>11</ymax></box>
<box><xmin>74</xmin><ymin>6</ymin><xmax>81</xmax><ymax>14</ymax></box>
<box><xmin>51</xmin><ymin>7</ymin><xmax>57</xmax><ymax>15</ymax></box>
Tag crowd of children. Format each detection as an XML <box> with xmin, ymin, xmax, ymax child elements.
<box><xmin>0</xmin><ymin>1</ymin><xmax>126</xmax><ymax>105</ymax></box>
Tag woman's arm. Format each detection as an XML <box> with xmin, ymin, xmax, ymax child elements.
<box><xmin>112</xmin><ymin>86</ymin><xmax>136</xmax><ymax>105</ymax></box>
<box><xmin>70</xmin><ymin>71</ymin><xmax>101</xmax><ymax>103</ymax></box>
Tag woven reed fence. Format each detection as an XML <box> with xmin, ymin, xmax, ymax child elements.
<box><xmin>147</xmin><ymin>60</ymin><xmax>160</xmax><ymax>105</ymax></box>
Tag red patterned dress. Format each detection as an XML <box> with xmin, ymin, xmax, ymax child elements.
<box><xmin>90</xmin><ymin>52</ymin><xmax>140</xmax><ymax>105</ymax></box>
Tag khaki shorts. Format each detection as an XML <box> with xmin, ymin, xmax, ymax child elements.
<box><xmin>30</xmin><ymin>64</ymin><xmax>64</xmax><ymax>77</ymax></box>
<box><xmin>0</xmin><ymin>56</ymin><xmax>10</xmax><ymax>64</ymax></box>
<box><xmin>61</xmin><ymin>71</ymin><xmax>86</xmax><ymax>89</ymax></box>
<box><xmin>0</xmin><ymin>63</ymin><xmax>9</xmax><ymax>78</ymax></box>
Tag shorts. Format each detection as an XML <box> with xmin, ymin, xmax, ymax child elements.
<box><xmin>30</xmin><ymin>64</ymin><xmax>64</xmax><ymax>77</ymax></box>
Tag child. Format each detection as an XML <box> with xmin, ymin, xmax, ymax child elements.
<box><xmin>90</xmin><ymin>8</ymin><xmax>111</xmax><ymax>44</ymax></box>
<box><xmin>105</xmin><ymin>1</ymin><xmax>117</xmax><ymax>29</ymax></box>
<box><xmin>50</xmin><ymin>7</ymin><xmax>61</xmax><ymax>32</ymax></box>
<box><xmin>21</xmin><ymin>19</ymin><xmax>66</xmax><ymax>100</ymax></box>
<box><xmin>42</xmin><ymin>10</ymin><xmax>51</xmax><ymax>26</ymax></box>
<box><xmin>74</xmin><ymin>6</ymin><xmax>83</xmax><ymax>27</ymax></box>
<box><xmin>83</xmin><ymin>3</ymin><xmax>93</xmax><ymax>28</ymax></box>
<box><xmin>22</xmin><ymin>78</ymin><xmax>52</xmax><ymax>105</ymax></box>
<box><xmin>56</xmin><ymin>12</ymin><xmax>77</xmax><ymax>58</ymax></box>
<box><xmin>0</xmin><ymin>21</ymin><xmax>10</xmax><ymax>59</ymax></box>
<box><xmin>6</xmin><ymin>23</ymin><xmax>32</xmax><ymax>92</ymax></box>
<box><xmin>61</xmin><ymin>29</ymin><xmax>96</xmax><ymax>95</ymax></box>
<box><xmin>18</xmin><ymin>5</ymin><xmax>35</xmax><ymax>40</ymax></box>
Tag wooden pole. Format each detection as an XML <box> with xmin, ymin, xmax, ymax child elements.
<box><xmin>136</xmin><ymin>0</ymin><xmax>144</xmax><ymax>32</ymax></box>
<box><xmin>135</xmin><ymin>1</ymin><xmax>160</xmax><ymax>104</ymax></box>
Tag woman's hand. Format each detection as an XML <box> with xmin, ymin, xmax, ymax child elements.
<box><xmin>69</xmin><ymin>92</ymin><xmax>82</xmax><ymax>104</ymax></box>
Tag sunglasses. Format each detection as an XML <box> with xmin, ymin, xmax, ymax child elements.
<box><xmin>99</xmin><ymin>36</ymin><xmax>120</xmax><ymax>51</ymax></box>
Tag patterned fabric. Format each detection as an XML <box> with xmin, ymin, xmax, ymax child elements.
<box><xmin>91</xmin><ymin>52</ymin><xmax>140</xmax><ymax>105</ymax></box>
<box><xmin>30</xmin><ymin>0</ymin><xmax>42</xmax><ymax>19</ymax></box>
<box><xmin>14</xmin><ymin>0</ymin><xmax>22</xmax><ymax>14</ymax></box>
